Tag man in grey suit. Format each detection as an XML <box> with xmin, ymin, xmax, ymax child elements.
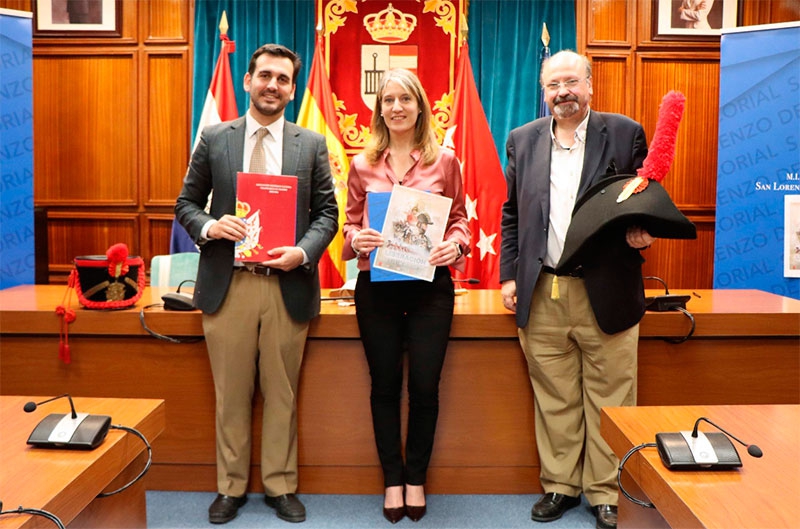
<box><xmin>175</xmin><ymin>43</ymin><xmax>338</xmax><ymax>525</ymax></box>
<box><xmin>499</xmin><ymin>51</ymin><xmax>654</xmax><ymax>529</ymax></box>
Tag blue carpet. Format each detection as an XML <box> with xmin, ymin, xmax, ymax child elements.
<box><xmin>146</xmin><ymin>491</ymin><xmax>597</xmax><ymax>528</ymax></box>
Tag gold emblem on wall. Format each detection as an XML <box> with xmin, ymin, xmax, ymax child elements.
<box><xmin>322</xmin><ymin>0</ymin><xmax>463</xmax><ymax>154</ymax></box>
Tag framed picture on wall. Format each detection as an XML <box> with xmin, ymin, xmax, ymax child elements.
<box><xmin>654</xmin><ymin>0</ymin><xmax>740</xmax><ymax>39</ymax></box>
<box><xmin>33</xmin><ymin>0</ymin><xmax>121</xmax><ymax>37</ymax></box>
<box><xmin>785</xmin><ymin>195</ymin><xmax>800</xmax><ymax>279</ymax></box>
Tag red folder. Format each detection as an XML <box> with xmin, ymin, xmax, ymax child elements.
<box><xmin>235</xmin><ymin>172</ymin><xmax>297</xmax><ymax>262</ymax></box>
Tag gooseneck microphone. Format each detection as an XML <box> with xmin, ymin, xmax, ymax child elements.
<box><xmin>691</xmin><ymin>416</ymin><xmax>763</xmax><ymax>458</ymax></box>
<box><xmin>23</xmin><ymin>394</ymin><xmax>111</xmax><ymax>450</ymax></box>
<box><xmin>24</xmin><ymin>394</ymin><xmax>78</xmax><ymax>419</ymax></box>
<box><xmin>452</xmin><ymin>278</ymin><xmax>480</xmax><ymax>284</ymax></box>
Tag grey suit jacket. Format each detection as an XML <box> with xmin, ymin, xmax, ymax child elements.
<box><xmin>499</xmin><ymin>111</ymin><xmax>649</xmax><ymax>334</ymax></box>
<box><xmin>175</xmin><ymin>116</ymin><xmax>339</xmax><ymax>322</ymax></box>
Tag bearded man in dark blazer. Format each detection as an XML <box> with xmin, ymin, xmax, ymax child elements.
<box><xmin>499</xmin><ymin>50</ymin><xmax>654</xmax><ymax>529</ymax></box>
<box><xmin>175</xmin><ymin>43</ymin><xmax>338</xmax><ymax>525</ymax></box>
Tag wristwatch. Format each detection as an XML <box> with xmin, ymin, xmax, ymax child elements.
<box><xmin>453</xmin><ymin>241</ymin><xmax>463</xmax><ymax>259</ymax></box>
<box><xmin>351</xmin><ymin>235</ymin><xmax>363</xmax><ymax>258</ymax></box>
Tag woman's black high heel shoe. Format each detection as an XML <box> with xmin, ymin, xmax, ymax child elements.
<box><xmin>405</xmin><ymin>504</ymin><xmax>427</xmax><ymax>522</ymax></box>
<box><xmin>383</xmin><ymin>506</ymin><xmax>405</xmax><ymax>524</ymax></box>
<box><xmin>405</xmin><ymin>484</ymin><xmax>426</xmax><ymax>522</ymax></box>
<box><xmin>383</xmin><ymin>486</ymin><xmax>405</xmax><ymax>524</ymax></box>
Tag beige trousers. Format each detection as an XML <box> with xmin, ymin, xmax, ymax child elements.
<box><xmin>518</xmin><ymin>272</ymin><xmax>638</xmax><ymax>506</ymax></box>
<box><xmin>203</xmin><ymin>270</ymin><xmax>309</xmax><ymax>497</ymax></box>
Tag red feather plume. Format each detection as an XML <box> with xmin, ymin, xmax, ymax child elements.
<box><xmin>637</xmin><ymin>90</ymin><xmax>685</xmax><ymax>183</ymax></box>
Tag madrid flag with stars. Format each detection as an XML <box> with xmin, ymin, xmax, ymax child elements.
<box><xmin>445</xmin><ymin>43</ymin><xmax>506</xmax><ymax>287</ymax></box>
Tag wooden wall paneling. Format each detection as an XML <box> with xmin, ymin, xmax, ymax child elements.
<box><xmin>635</xmin><ymin>53</ymin><xmax>720</xmax><ymax>208</ymax></box>
<box><xmin>33</xmin><ymin>50</ymin><xmax>138</xmax><ymax>206</ymax></box>
<box><xmin>740</xmin><ymin>0</ymin><xmax>800</xmax><ymax>27</ymax></box>
<box><xmin>0</xmin><ymin>0</ymin><xmax>29</xmax><ymax>12</ymax></box>
<box><xmin>46</xmin><ymin>212</ymin><xmax>139</xmax><ymax>273</ymax></box>
<box><xmin>634</xmin><ymin>54</ymin><xmax>720</xmax><ymax>289</ymax></box>
<box><xmin>586</xmin><ymin>53</ymin><xmax>634</xmax><ymax>116</ymax></box>
<box><xmin>144</xmin><ymin>214</ymin><xmax>177</xmax><ymax>270</ymax></box>
<box><xmin>767</xmin><ymin>1</ymin><xmax>800</xmax><ymax>23</ymax></box>
<box><xmin>582</xmin><ymin>0</ymin><xmax>633</xmax><ymax>47</ymax></box>
<box><xmin>143</xmin><ymin>50</ymin><xmax>190</xmax><ymax>207</ymax></box>
<box><xmin>740</xmin><ymin>0</ymin><xmax>773</xmax><ymax>26</ymax></box>
<box><xmin>635</xmin><ymin>0</ymin><xmax>656</xmax><ymax>47</ymax></box>
<box><xmin>143</xmin><ymin>0</ymin><xmax>190</xmax><ymax>43</ymax></box>
<box><xmin>119</xmin><ymin>0</ymin><xmax>138</xmax><ymax>44</ymax></box>
<box><xmin>641</xmin><ymin>222</ymin><xmax>716</xmax><ymax>289</ymax></box>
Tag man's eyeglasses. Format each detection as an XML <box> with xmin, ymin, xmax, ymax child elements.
<box><xmin>544</xmin><ymin>78</ymin><xmax>587</xmax><ymax>92</ymax></box>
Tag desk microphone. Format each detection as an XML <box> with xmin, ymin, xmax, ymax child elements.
<box><xmin>452</xmin><ymin>278</ymin><xmax>479</xmax><ymax>284</ymax></box>
<box><xmin>655</xmin><ymin>415</ymin><xmax>762</xmax><ymax>470</ymax></box>
<box><xmin>24</xmin><ymin>394</ymin><xmax>78</xmax><ymax>419</ymax></box>
<box><xmin>23</xmin><ymin>393</ymin><xmax>111</xmax><ymax>450</ymax></box>
<box><xmin>691</xmin><ymin>416</ymin><xmax>763</xmax><ymax>458</ymax></box>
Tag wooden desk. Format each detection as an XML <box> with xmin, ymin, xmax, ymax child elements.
<box><xmin>601</xmin><ymin>405</ymin><xmax>799</xmax><ymax>529</ymax></box>
<box><xmin>1</xmin><ymin>286</ymin><xmax>798</xmax><ymax>494</ymax></box>
<box><xmin>0</xmin><ymin>395</ymin><xmax>165</xmax><ymax>529</ymax></box>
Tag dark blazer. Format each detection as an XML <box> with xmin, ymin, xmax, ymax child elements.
<box><xmin>175</xmin><ymin>117</ymin><xmax>339</xmax><ymax>322</ymax></box>
<box><xmin>500</xmin><ymin>111</ymin><xmax>648</xmax><ymax>334</ymax></box>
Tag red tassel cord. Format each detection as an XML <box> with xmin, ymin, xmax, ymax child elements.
<box><xmin>55</xmin><ymin>270</ymin><xmax>78</xmax><ymax>363</ymax></box>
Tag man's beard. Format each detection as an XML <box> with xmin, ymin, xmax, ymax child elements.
<box><xmin>553</xmin><ymin>95</ymin><xmax>580</xmax><ymax>119</ymax></box>
<box><xmin>252</xmin><ymin>91</ymin><xmax>287</xmax><ymax>117</ymax></box>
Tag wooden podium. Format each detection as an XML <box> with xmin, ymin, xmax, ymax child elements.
<box><xmin>0</xmin><ymin>396</ymin><xmax>165</xmax><ymax>529</ymax></box>
<box><xmin>601</xmin><ymin>404</ymin><xmax>799</xmax><ymax>529</ymax></box>
<box><xmin>0</xmin><ymin>286</ymin><xmax>798</xmax><ymax>494</ymax></box>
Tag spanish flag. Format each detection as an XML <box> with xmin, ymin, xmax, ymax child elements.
<box><xmin>297</xmin><ymin>32</ymin><xmax>349</xmax><ymax>288</ymax></box>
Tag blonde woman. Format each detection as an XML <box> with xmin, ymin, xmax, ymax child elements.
<box><xmin>342</xmin><ymin>68</ymin><xmax>470</xmax><ymax>524</ymax></box>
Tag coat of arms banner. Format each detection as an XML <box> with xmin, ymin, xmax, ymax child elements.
<box><xmin>320</xmin><ymin>0</ymin><xmax>466</xmax><ymax>154</ymax></box>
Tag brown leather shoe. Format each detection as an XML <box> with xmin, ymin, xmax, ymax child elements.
<box><xmin>594</xmin><ymin>504</ymin><xmax>618</xmax><ymax>529</ymax></box>
<box><xmin>531</xmin><ymin>493</ymin><xmax>581</xmax><ymax>522</ymax></box>
<box><xmin>265</xmin><ymin>493</ymin><xmax>306</xmax><ymax>523</ymax></box>
<box><xmin>208</xmin><ymin>493</ymin><xmax>247</xmax><ymax>524</ymax></box>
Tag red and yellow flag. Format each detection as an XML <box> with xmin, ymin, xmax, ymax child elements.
<box><xmin>297</xmin><ymin>33</ymin><xmax>350</xmax><ymax>288</ymax></box>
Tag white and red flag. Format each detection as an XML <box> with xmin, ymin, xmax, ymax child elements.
<box><xmin>171</xmin><ymin>12</ymin><xmax>238</xmax><ymax>253</ymax></box>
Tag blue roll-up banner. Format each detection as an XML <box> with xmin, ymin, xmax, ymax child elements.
<box><xmin>0</xmin><ymin>8</ymin><xmax>34</xmax><ymax>289</ymax></box>
<box><xmin>714</xmin><ymin>22</ymin><xmax>800</xmax><ymax>299</ymax></box>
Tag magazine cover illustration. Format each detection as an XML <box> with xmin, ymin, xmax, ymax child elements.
<box><xmin>367</xmin><ymin>192</ymin><xmax>410</xmax><ymax>282</ymax></box>
<box><xmin>373</xmin><ymin>185</ymin><xmax>452</xmax><ymax>281</ymax></box>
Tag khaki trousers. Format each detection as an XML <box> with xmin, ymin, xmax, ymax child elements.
<box><xmin>518</xmin><ymin>272</ymin><xmax>638</xmax><ymax>506</ymax></box>
<box><xmin>203</xmin><ymin>270</ymin><xmax>309</xmax><ymax>497</ymax></box>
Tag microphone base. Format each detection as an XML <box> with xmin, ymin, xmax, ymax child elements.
<box><xmin>27</xmin><ymin>412</ymin><xmax>111</xmax><ymax>450</ymax></box>
<box><xmin>656</xmin><ymin>431</ymin><xmax>742</xmax><ymax>470</ymax></box>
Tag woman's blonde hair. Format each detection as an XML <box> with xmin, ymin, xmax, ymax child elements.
<box><xmin>363</xmin><ymin>68</ymin><xmax>439</xmax><ymax>166</ymax></box>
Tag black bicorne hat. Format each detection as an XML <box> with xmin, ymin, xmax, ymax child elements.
<box><xmin>555</xmin><ymin>174</ymin><xmax>696</xmax><ymax>273</ymax></box>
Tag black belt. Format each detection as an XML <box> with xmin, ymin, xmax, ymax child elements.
<box><xmin>237</xmin><ymin>265</ymin><xmax>282</xmax><ymax>276</ymax></box>
<box><xmin>542</xmin><ymin>265</ymin><xmax>583</xmax><ymax>278</ymax></box>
